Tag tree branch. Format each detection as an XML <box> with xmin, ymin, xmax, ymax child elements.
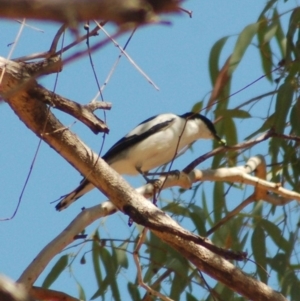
<box><xmin>0</xmin><ymin>0</ymin><xmax>182</xmax><ymax>26</ymax></box>
<box><xmin>30</xmin><ymin>84</ymin><xmax>111</xmax><ymax>134</ymax></box>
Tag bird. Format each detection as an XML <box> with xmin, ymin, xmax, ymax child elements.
<box><xmin>55</xmin><ymin>112</ymin><xmax>223</xmax><ymax>211</ymax></box>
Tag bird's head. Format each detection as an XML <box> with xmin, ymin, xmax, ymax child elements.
<box><xmin>181</xmin><ymin>112</ymin><xmax>227</xmax><ymax>146</ymax></box>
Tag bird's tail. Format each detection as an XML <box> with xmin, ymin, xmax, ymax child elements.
<box><xmin>55</xmin><ymin>179</ymin><xmax>94</xmax><ymax>211</ymax></box>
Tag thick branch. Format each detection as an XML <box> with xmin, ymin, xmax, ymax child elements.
<box><xmin>0</xmin><ymin>0</ymin><xmax>182</xmax><ymax>25</ymax></box>
<box><xmin>135</xmin><ymin>156</ymin><xmax>300</xmax><ymax>203</ymax></box>
<box><xmin>30</xmin><ymin>84</ymin><xmax>111</xmax><ymax>134</ymax></box>
<box><xmin>162</xmin><ymin>241</ymin><xmax>283</xmax><ymax>301</ymax></box>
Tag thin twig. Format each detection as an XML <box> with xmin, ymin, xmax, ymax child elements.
<box><xmin>96</xmin><ymin>21</ymin><xmax>159</xmax><ymax>91</ymax></box>
<box><xmin>183</xmin><ymin>130</ymin><xmax>274</xmax><ymax>174</ymax></box>
<box><xmin>206</xmin><ymin>194</ymin><xmax>255</xmax><ymax>236</ymax></box>
<box><xmin>92</xmin><ymin>25</ymin><xmax>137</xmax><ymax>101</ymax></box>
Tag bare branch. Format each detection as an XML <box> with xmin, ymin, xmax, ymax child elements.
<box><xmin>0</xmin><ymin>0</ymin><xmax>182</xmax><ymax>25</ymax></box>
<box><xmin>30</xmin><ymin>84</ymin><xmax>111</xmax><ymax>134</ymax></box>
<box><xmin>18</xmin><ymin>202</ymin><xmax>117</xmax><ymax>287</ymax></box>
<box><xmin>135</xmin><ymin>155</ymin><xmax>300</xmax><ymax>203</ymax></box>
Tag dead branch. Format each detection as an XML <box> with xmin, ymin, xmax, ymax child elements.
<box><xmin>0</xmin><ymin>0</ymin><xmax>182</xmax><ymax>26</ymax></box>
<box><xmin>30</xmin><ymin>84</ymin><xmax>111</xmax><ymax>134</ymax></box>
<box><xmin>18</xmin><ymin>202</ymin><xmax>117</xmax><ymax>291</ymax></box>
<box><xmin>20</xmin><ymin>56</ymin><xmax>63</xmax><ymax>76</ymax></box>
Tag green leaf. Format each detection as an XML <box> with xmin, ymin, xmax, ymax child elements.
<box><xmin>92</xmin><ymin>231</ymin><xmax>102</xmax><ymax>288</ymax></box>
<box><xmin>191</xmin><ymin>101</ymin><xmax>203</xmax><ymax>113</ymax></box>
<box><xmin>114</xmin><ymin>242</ymin><xmax>129</xmax><ymax>269</ymax></box>
<box><xmin>290</xmin><ymin>278</ymin><xmax>300</xmax><ymax>301</ymax></box>
<box><xmin>240</xmin><ymin>231</ymin><xmax>249</xmax><ymax>249</ymax></box>
<box><xmin>170</xmin><ymin>272</ymin><xmax>188</xmax><ymax>300</ymax></box>
<box><xmin>222</xmin><ymin>117</ymin><xmax>237</xmax><ymax>157</ymax></box>
<box><xmin>144</xmin><ymin>234</ymin><xmax>167</xmax><ymax>282</ymax></box>
<box><xmin>281</xmin><ymin>140</ymin><xmax>300</xmax><ymax>189</ymax></box>
<box><xmin>214</xmin><ymin>109</ymin><xmax>251</xmax><ymax>119</ymax></box>
<box><xmin>163</xmin><ymin>202</ymin><xmax>189</xmax><ymax>216</ymax></box>
<box><xmin>209</xmin><ymin>36</ymin><xmax>229</xmax><ymax>85</ymax></box>
<box><xmin>189</xmin><ymin>204</ymin><xmax>207</xmax><ymax>236</ymax></box>
<box><xmin>273</xmin><ymin>9</ymin><xmax>286</xmax><ymax>58</ymax></box>
<box><xmin>76</xmin><ymin>278</ymin><xmax>86</xmax><ymax>301</ymax></box>
<box><xmin>268</xmin><ymin>253</ymin><xmax>288</xmax><ymax>274</ymax></box>
<box><xmin>257</xmin><ymin>17</ymin><xmax>273</xmax><ymax>81</ymax></box>
<box><xmin>260</xmin><ymin>219</ymin><xmax>291</xmax><ymax>253</ymax></box>
<box><xmin>201</xmin><ymin>189</ymin><xmax>214</xmax><ymax>228</ymax></box>
<box><xmin>229</xmin><ymin>23</ymin><xmax>260</xmax><ymax>74</ymax></box>
<box><xmin>245</xmin><ymin>113</ymin><xmax>275</xmax><ymax>140</ymax></box>
<box><xmin>42</xmin><ymin>255</ymin><xmax>68</xmax><ymax>288</ymax></box>
<box><xmin>91</xmin><ymin>247</ymin><xmax>111</xmax><ymax>299</ymax></box>
<box><xmin>286</xmin><ymin>7</ymin><xmax>300</xmax><ymax>62</ymax></box>
<box><xmin>213</xmin><ymin>182</ymin><xmax>225</xmax><ymax>223</ymax></box>
<box><xmin>100</xmin><ymin>247</ymin><xmax>121</xmax><ymax>301</ymax></box>
<box><xmin>269</xmin><ymin>135</ymin><xmax>281</xmax><ymax>171</ymax></box>
<box><xmin>258</xmin><ymin>0</ymin><xmax>277</xmax><ymax>19</ymax></box>
<box><xmin>165</xmin><ymin>256</ymin><xmax>188</xmax><ymax>275</ymax></box>
<box><xmin>290</xmin><ymin>100</ymin><xmax>300</xmax><ymax>136</ymax></box>
<box><xmin>252</xmin><ymin>223</ymin><xmax>267</xmax><ymax>283</ymax></box>
<box><xmin>91</xmin><ymin>277</ymin><xmax>109</xmax><ymax>300</ymax></box>
<box><xmin>186</xmin><ymin>292</ymin><xmax>198</xmax><ymax>301</ymax></box>
<box><xmin>264</xmin><ymin>22</ymin><xmax>279</xmax><ymax>43</ymax></box>
<box><xmin>274</xmin><ymin>81</ymin><xmax>294</xmax><ymax>133</ymax></box>
<box><xmin>127</xmin><ymin>282</ymin><xmax>141</xmax><ymax>300</ymax></box>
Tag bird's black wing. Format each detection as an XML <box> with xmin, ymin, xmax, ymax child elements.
<box><xmin>103</xmin><ymin>117</ymin><xmax>174</xmax><ymax>162</ymax></box>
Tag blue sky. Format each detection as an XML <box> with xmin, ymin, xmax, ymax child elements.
<box><xmin>0</xmin><ymin>1</ymin><xmax>296</xmax><ymax>299</ymax></box>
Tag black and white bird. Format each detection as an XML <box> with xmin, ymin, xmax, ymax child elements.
<box><xmin>55</xmin><ymin>112</ymin><xmax>223</xmax><ymax>211</ymax></box>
